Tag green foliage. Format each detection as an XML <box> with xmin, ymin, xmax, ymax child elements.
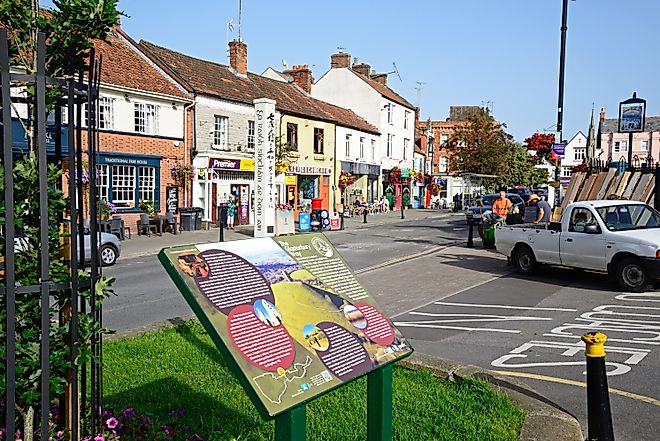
<box><xmin>104</xmin><ymin>321</ymin><xmax>525</xmax><ymax>441</ymax></box>
<box><xmin>448</xmin><ymin>108</ymin><xmax>542</xmax><ymax>191</ymax></box>
<box><xmin>139</xmin><ymin>199</ymin><xmax>156</xmax><ymax>215</ymax></box>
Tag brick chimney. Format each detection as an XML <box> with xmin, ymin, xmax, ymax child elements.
<box><xmin>599</xmin><ymin>107</ymin><xmax>606</xmax><ymax>123</ymax></box>
<box><xmin>371</xmin><ymin>73</ymin><xmax>388</xmax><ymax>86</ymax></box>
<box><xmin>283</xmin><ymin>64</ymin><xmax>313</xmax><ymax>94</ymax></box>
<box><xmin>351</xmin><ymin>57</ymin><xmax>371</xmax><ymax>77</ymax></box>
<box><xmin>229</xmin><ymin>40</ymin><xmax>247</xmax><ymax>76</ymax></box>
<box><xmin>330</xmin><ymin>51</ymin><xmax>350</xmax><ymax>69</ymax></box>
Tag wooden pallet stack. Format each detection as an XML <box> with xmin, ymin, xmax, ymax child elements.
<box><xmin>551</xmin><ymin>169</ymin><xmax>656</xmax><ymax>222</ymax></box>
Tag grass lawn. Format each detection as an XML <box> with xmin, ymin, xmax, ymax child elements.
<box><xmin>103</xmin><ymin>321</ymin><xmax>524</xmax><ymax>441</ymax></box>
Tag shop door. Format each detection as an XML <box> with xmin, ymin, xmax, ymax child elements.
<box><xmin>394</xmin><ymin>184</ymin><xmax>402</xmax><ymax>209</ymax></box>
<box><xmin>211</xmin><ymin>183</ymin><xmax>218</xmax><ymax>224</ymax></box>
<box><xmin>287</xmin><ymin>185</ymin><xmax>298</xmax><ymax>218</ymax></box>
<box><xmin>320</xmin><ymin>176</ymin><xmax>330</xmax><ymax>210</ymax></box>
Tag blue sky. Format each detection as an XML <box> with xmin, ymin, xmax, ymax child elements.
<box><xmin>45</xmin><ymin>0</ymin><xmax>660</xmax><ymax>142</ymax></box>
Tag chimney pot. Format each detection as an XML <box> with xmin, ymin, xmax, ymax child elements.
<box><xmin>228</xmin><ymin>40</ymin><xmax>247</xmax><ymax>76</ymax></box>
<box><xmin>283</xmin><ymin>63</ymin><xmax>313</xmax><ymax>94</ymax></box>
<box><xmin>352</xmin><ymin>61</ymin><xmax>371</xmax><ymax>77</ymax></box>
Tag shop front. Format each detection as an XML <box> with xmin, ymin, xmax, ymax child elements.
<box><xmin>197</xmin><ymin>156</ymin><xmax>255</xmax><ymax>225</ymax></box>
<box><xmin>97</xmin><ymin>152</ymin><xmax>162</xmax><ymax>213</ymax></box>
<box><xmin>340</xmin><ymin>161</ymin><xmax>380</xmax><ymax>205</ymax></box>
<box><xmin>286</xmin><ymin>164</ymin><xmax>331</xmax><ymax>219</ymax></box>
<box><xmin>382</xmin><ymin>169</ymin><xmax>412</xmax><ymax>209</ymax></box>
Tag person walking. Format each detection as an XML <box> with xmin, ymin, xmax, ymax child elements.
<box><xmin>492</xmin><ymin>190</ymin><xmax>513</xmax><ymax>219</ymax></box>
<box><xmin>530</xmin><ymin>194</ymin><xmax>552</xmax><ymax>224</ymax></box>
<box><xmin>226</xmin><ymin>197</ymin><xmax>237</xmax><ymax>230</ymax></box>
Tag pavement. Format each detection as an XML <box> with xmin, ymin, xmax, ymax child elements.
<box><xmin>102</xmin><ymin>209</ymin><xmax>660</xmax><ymax>440</ymax></box>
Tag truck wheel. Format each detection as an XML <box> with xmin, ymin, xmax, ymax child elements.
<box><xmin>616</xmin><ymin>257</ymin><xmax>649</xmax><ymax>292</ymax></box>
<box><xmin>514</xmin><ymin>246</ymin><xmax>537</xmax><ymax>275</ymax></box>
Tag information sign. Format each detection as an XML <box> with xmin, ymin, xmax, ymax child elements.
<box><xmin>159</xmin><ymin>234</ymin><xmax>412</xmax><ymax>420</ymax></box>
<box><xmin>166</xmin><ymin>186</ymin><xmax>179</xmax><ymax>213</ymax></box>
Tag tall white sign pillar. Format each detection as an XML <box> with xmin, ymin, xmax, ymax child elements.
<box><xmin>253</xmin><ymin>98</ymin><xmax>277</xmax><ymax>237</ymax></box>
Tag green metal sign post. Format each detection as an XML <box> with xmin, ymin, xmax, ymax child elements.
<box><xmin>275</xmin><ymin>405</ymin><xmax>307</xmax><ymax>441</ymax></box>
<box><xmin>367</xmin><ymin>365</ymin><xmax>393</xmax><ymax>441</ymax></box>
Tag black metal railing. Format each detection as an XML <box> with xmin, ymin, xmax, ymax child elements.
<box><xmin>1</xmin><ymin>30</ymin><xmax>103</xmax><ymax>441</ymax></box>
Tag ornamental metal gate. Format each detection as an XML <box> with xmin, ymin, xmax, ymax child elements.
<box><xmin>1</xmin><ymin>30</ymin><xmax>104</xmax><ymax>441</ymax></box>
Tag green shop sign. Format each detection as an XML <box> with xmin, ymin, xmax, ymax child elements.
<box><xmin>159</xmin><ymin>233</ymin><xmax>413</xmax><ymax>440</ymax></box>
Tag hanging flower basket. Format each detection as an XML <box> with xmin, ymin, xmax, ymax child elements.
<box><xmin>338</xmin><ymin>171</ymin><xmax>356</xmax><ymax>190</ymax></box>
<box><xmin>170</xmin><ymin>162</ymin><xmax>196</xmax><ymax>185</ymax></box>
<box><xmin>389</xmin><ymin>166</ymin><xmax>401</xmax><ymax>184</ymax></box>
<box><xmin>427</xmin><ymin>183</ymin><xmax>441</xmax><ymax>196</ymax></box>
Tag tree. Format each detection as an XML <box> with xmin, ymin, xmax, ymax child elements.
<box><xmin>524</xmin><ymin>132</ymin><xmax>556</xmax><ymax>164</ymax></box>
<box><xmin>447</xmin><ymin>108</ymin><xmax>540</xmax><ymax>191</ymax></box>
<box><xmin>0</xmin><ymin>0</ymin><xmax>121</xmax><ymax>150</ymax></box>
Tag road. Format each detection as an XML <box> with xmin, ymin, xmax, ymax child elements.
<box><xmin>103</xmin><ymin>213</ymin><xmax>660</xmax><ymax>440</ymax></box>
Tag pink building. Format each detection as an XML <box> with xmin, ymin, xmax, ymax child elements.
<box><xmin>598</xmin><ymin>109</ymin><xmax>660</xmax><ymax>166</ymax></box>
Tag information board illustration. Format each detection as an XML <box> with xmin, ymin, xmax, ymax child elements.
<box><xmin>159</xmin><ymin>233</ymin><xmax>412</xmax><ymax>418</ymax></box>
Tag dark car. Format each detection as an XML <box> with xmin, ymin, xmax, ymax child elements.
<box><xmin>507</xmin><ymin>186</ymin><xmax>533</xmax><ymax>203</ymax></box>
<box><xmin>465</xmin><ymin>193</ymin><xmax>525</xmax><ymax>224</ymax></box>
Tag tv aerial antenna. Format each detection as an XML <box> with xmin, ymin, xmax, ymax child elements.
<box><xmin>415</xmin><ymin>81</ymin><xmax>426</xmax><ymax>108</ymax></box>
<box><xmin>385</xmin><ymin>62</ymin><xmax>402</xmax><ymax>82</ymax></box>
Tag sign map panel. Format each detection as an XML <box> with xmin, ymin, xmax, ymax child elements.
<box><xmin>158</xmin><ymin>233</ymin><xmax>413</xmax><ymax>419</ymax></box>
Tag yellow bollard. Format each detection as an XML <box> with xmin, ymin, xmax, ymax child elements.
<box><xmin>581</xmin><ymin>332</ymin><xmax>614</xmax><ymax>441</ymax></box>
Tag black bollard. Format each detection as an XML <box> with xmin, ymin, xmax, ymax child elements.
<box><xmin>219</xmin><ymin>223</ymin><xmax>224</xmax><ymax>242</ymax></box>
<box><xmin>363</xmin><ymin>208</ymin><xmax>368</xmax><ymax>223</ymax></box>
<box><xmin>582</xmin><ymin>332</ymin><xmax>614</xmax><ymax>441</ymax></box>
<box><xmin>467</xmin><ymin>220</ymin><xmax>475</xmax><ymax>248</ymax></box>
<box><xmin>400</xmin><ymin>202</ymin><xmax>405</xmax><ymax>220</ymax></box>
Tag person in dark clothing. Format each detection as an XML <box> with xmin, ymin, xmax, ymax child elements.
<box><xmin>505</xmin><ymin>205</ymin><xmax>524</xmax><ymax>225</ymax></box>
<box><xmin>530</xmin><ymin>194</ymin><xmax>552</xmax><ymax>224</ymax></box>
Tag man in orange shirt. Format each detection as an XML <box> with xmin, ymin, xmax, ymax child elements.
<box><xmin>492</xmin><ymin>190</ymin><xmax>513</xmax><ymax>219</ymax></box>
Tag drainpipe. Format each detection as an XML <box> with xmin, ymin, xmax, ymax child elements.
<box><xmin>333</xmin><ymin>124</ymin><xmax>338</xmax><ymax>211</ymax></box>
<box><xmin>183</xmin><ymin>100</ymin><xmax>195</xmax><ymax>208</ymax></box>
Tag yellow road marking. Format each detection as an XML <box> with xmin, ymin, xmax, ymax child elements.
<box><xmin>494</xmin><ymin>370</ymin><xmax>660</xmax><ymax>407</ymax></box>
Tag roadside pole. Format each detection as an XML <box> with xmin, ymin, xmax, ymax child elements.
<box><xmin>582</xmin><ymin>332</ymin><xmax>614</xmax><ymax>441</ymax></box>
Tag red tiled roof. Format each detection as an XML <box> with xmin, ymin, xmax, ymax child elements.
<box><xmin>92</xmin><ymin>30</ymin><xmax>188</xmax><ymax>99</ymax></box>
<box><xmin>354</xmin><ymin>72</ymin><xmax>415</xmax><ymax>109</ymax></box>
<box><xmin>140</xmin><ymin>41</ymin><xmax>378</xmax><ymax>134</ymax></box>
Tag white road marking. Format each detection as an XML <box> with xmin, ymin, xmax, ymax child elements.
<box><xmin>434</xmin><ymin>301</ymin><xmax>576</xmax><ymax>312</ymax></box>
<box><xmin>393</xmin><ymin>321</ymin><xmax>520</xmax><ymax>333</ymax></box>
<box><xmin>408</xmin><ymin>312</ymin><xmax>552</xmax><ymax>322</ymax></box>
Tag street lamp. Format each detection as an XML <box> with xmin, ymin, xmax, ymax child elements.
<box><xmin>555</xmin><ymin>0</ymin><xmax>575</xmax><ymax>180</ymax></box>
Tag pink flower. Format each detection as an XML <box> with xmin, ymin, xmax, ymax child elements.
<box><xmin>57</xmin><ymin>431</ymin><xmax>64</xmax><ymax>438</ymax></box>
<box><xmin>106</xmin><ymin>417</ymin><xmax>118</xmax><ymax>429</ymax></box>
<box><xmin>94</xmin><ymin>436</ymin><xmax>104</xmax><ymax>441</ymax></box>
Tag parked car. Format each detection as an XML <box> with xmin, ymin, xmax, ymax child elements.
<box><xmin>496</xmin><ymin>200</ymin><xmax>660</xmax><ymax>292</ymax></box>
<box><xmin>465</xmin><ymin>193</ymin><xmax>525</xmax><ymax>224</ymax></box>
<box><xmin>507</xmin><ymin>186</ymin><xmax>533</xmax><ymax>203</ymax></box>
<box><xmin>12</xmin><ymin>227</ymin><xmax>121</xmax><ymax>266</ymax></box>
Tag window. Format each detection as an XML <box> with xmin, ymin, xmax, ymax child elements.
<box><xmin>134</xmin><ymin>103</ymin><xmax>158</xmax><ymax>134</ymax></box>
<box><xmin>404</xmin><ymin>111</ymin><xmax>410</xmax><ymax>129</ymax></box>
<box><xmin>314</xmin><ymin>128</ymin><xmax>324</xmax><ymax>154</ymax></box>
<box><xmin>439</xmin><ymin>156</ymin><xmax>448</xmax><ymax>173</ymax></box>
<box><xmin>440</xmin><ymin>134</ymin><xmax>449</xmax><ymax>146</ymax></box>
<box><xmin>359</xmin><ymin>137</ymin><xmax>365</xmax><ymax>159</ymax></box>
<box><xmin>345</xmin><ymin>134</ymin><xmax>351</xmax><ymax>157</ymax></box>
<box><xmin>247</xmin><ymin>120</ymin><xmax>255</xmax><ymax>150</ymax></box>
<box><xmin>614</xmin><ymin>140</ymin><xmax>628</xmax><ymax>153</ymax></box>
<box><xmin>387</xmin><ymin>134</ymin><xmax>393</xmax><ymax>157</ymax></box>
<box><xmin>568</xmin><ymin>207</ymin><xmax>599</xmax><ymax>233</ymax></box>
<box><xmin>97</xmin><ymin>164</ymin><xmax>109</xmax><ymax>201</ymax></box>
<box><xmin>641</xmin><ymin>140</ymin><xmax>649</xmax><ymax>152</ymax></box>
<box><xmin>111</xmin><ymin>165</ymin><xmax>136</xmax><ymax>207</ymax></box>
<box><xmin>287</xmin><ymin>122</ymin><xmax>298</xmax><ymax>150</ymax></box>
<box><xmin>371</xmin><ymin>139</ymin><xmax>376</xmax><ymax>161</ymax></box>
<box><xmin>428</xmin><ymin>137</ymin><xmax>434</xmax><ymax>155</ymax></box>
<box><xmin>96</xmin><ymin>97</ymin><xmax>114</xmax><ymax>129</ymax></box>
<box><xmin>403</xmin><ymin>138</ymin><xmax>409</xmax><ymax>160</ymax></box>
<box><xmin>574</xmin><ymin>149</ymin><xmax>585</xmax><ymax>161</ymax></box>
<box><xmin>139</xmin><ymin>166</ymin><xmax>156</xmax><ymax>203</ymax></box>
<box><xmin>213</xmin><ymin>115</ymin><xmax>228</xmax><ymax>148</ymax></box>
<box><xmin>562</xmin><ymin>167</ymin><xmax>572</xmax><ymax>178</ymax></box>
<box><xmin>596</xmin><ymin>204</ymin><xmax>660</xmax><ymax>231</ymax></box>
<box><xmin>387</xmin><ymin>104</ymin><xmax>392</xmax><ymax>124</ymax></box>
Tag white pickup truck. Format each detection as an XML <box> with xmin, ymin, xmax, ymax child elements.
<box><xmin>496</xmin><ymin>200</ymin><xmax>660</xmax><ymax>292</ymax></box>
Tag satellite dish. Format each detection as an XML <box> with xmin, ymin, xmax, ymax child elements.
<box><xmin>282</xmin><ymin>59</ymin><xmax>289</xmax><ymax>70</ymax></box>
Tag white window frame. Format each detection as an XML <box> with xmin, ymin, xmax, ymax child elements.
<box><xmin>387</xmin><ymin>134</ymin><xmax>393</xmax><ymax>157</ymax></box>
<box><xmin>139</xmin><ymin>166</ymin><xmax>156</xmax><ymax>202</ymax></box>
<box><xmin>371</xmin><ymin>139</ymin><xmax>376</xmax><ymax>161</ymax></box>
<box><xmin>247</xmin><ymin>120</ymin><xmax>255</xmax><ymax>151</ymax></box>
<box><xmin>614</xmin><ymin>140</ymin><xmax>628</xmax><ymax>153</ymax></box>
<box><xmin>403</xmin><ymin>138</ymin><xmax>409</xmax><ymax>160</ymax></box>
<box><xmin>134</xmin><ymin>103</ymin><xmax>159</xmax><ymax>135</ymax></box>
<box><xmin>574</xmin><ymin>149</ymin><xmax>585</xmax><ymax>161</ymax></box>
<box><xmin>562</xmin><ymin>167</ymin><xmax>572</xmax><ymax>178</ymax></box>
<box><xmin>345</xmin><ymin>134</ymin><xmax>351</xmax><ymax>157</ymax></box>
<box><xmin>404</xmin><ymin>110</ymin><xmax>410</xmax><ymax>129</ymax></box>
<box><xmin>98</xmin><ymin>97</ymin><xmax>115</xmax><ymax>130</ymax></box>
<box><xmin>440</xmin><ymin>134</ymin><xmax>449</xmax><ymax>146</ymax></box>
<box><xmin>641</xmin><ymin>140</ymin><xmax>649</xmax><ymax>152</ymax></box>
<box><xmin>439</xmin><ymin>156</ymin><xmax>448</xmax><ymax>173</ymax></box>
<box><xmin>387</xmin><ymin>104</ymin><xmax>393</xmax><ymax>124</ymax></box>
<box><xmin>213</xmin><ymin>115</ymin><xmax>229</xmax><ymax>149</ymax></box>
<box><xmin>97</xmin><ymin>164</ymin><xmax>109</xmax><ymax>201</ymax></box>
<box><xmin>111</xmin><ymin>165</ymin><xmax>136</xmax><ymax>207</ymax></box>
<box><xmin>359</xmin><ymin>137</ymin><xmax>365</xmax><ymax>159</ymax></box>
